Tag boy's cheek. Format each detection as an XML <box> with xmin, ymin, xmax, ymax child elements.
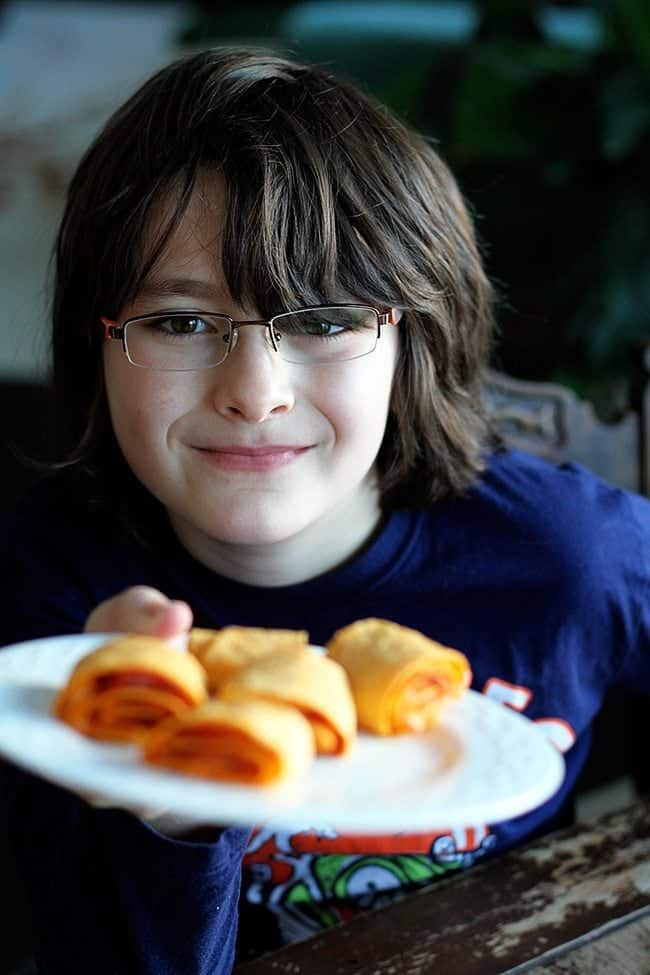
<box><xmin>105</xmin><ymin>363</ymin><xmax>188</xmax><ymax>433</ymax></box>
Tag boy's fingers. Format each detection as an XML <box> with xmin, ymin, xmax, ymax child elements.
<box><xmin>84</xmin><ymin>585</ymin><xmax>193</xmax><ymax>638</ymax></box>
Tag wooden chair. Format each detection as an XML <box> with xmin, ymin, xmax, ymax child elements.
<box><xmin>483</xmin><ymin>343</ymin><xmax>650</xmax><ymax>814</ymax></box>
<box><xmin>483</xmin><ymin>344</ymin><xmax>650</xmax><ymax>496</ymax></box>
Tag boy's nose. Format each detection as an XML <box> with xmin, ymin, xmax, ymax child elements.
<box><xmin>208</xmin><ymin>325</ymin><xmax>295</xmax><ymax>422</ymax></box>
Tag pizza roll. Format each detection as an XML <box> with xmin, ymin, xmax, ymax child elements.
<box><xmin>219</xmin><ymin>648</ymin><xmax>356</xmax><ymax>755</ymax></box>
<box><xmin>53</xmin><ymin>635</ymin><xmax>208</xmax><ymax>743</ymax></box>
<box><xmin>326</xmin><ymin>618</ymin><xmax>471</xmax><ymax>735</ymax></box>
<box><xmin>188</xmin><ymin>628</ymin><xmax>221</xmax><ymax>660</ymax></box>
<box><xmin>142</xmin><ymin>698</ymin><xmax>314</xmax><ymax>785</ymax></box>
<box><xmin>188</xmin><ymin>625</ymin><xmax>309</xmax><ymax>691</ymax></box>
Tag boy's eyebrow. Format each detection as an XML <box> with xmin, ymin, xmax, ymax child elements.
<box><xmin>137</xmin><ymin>276</ymin><xmax>229</xmax><ymax>305</ymax></box>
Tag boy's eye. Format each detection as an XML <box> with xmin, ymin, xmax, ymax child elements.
<box><xmin>280</xmin><ymin>313</ymin><xmax>358</xmax><ymax>337</ymax></box>
<box><xmin>153</xmin><ymin>315</ymin><xmax>213</xmax><ymax>335</ymax></box>
<box><xmin>298</xmin><ymin>318</ymin><xmax>346</xmax><ymax>336</ymax></box>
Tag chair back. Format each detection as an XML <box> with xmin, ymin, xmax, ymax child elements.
<box><xmin>483</xmin><ymin>343</ymin><xmax>650</xmax><ymax>497</ymax></box>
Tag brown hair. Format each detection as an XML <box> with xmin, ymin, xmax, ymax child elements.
<box><xmin>51</xmin><ymin>46</ymin><xmax>494</xmax><ymax>519</ymax></box>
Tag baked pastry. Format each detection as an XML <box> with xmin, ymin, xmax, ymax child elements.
<box><xmin>187</xmin><ymin>628</ymin><xmax>223</xmax><ymax>661</ymax></box>
<box><xmin>188</xmin><ymin>625</ymin><xmax>309</xmax><ymax>691</ymax></box>
<box><xmin>142</xmin><ymin>698</ymin><xmax>315</xmax><ymax>785</ymax></box>
<box><xmin>53</xmin><ymin>635</ymin><xmax>208</xmax><ymax>743</ymax></box>
<box><xmin>219</xmin><ymin>648</ymin><xmax>356</xmax><ymax>755</ymax></box>
<box><xmin>326</xmin><ymin>618</ymin><xmax>471</xmax><ymax>735</ymax></box>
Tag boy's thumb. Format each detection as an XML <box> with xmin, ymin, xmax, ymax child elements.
<box><xmin>85</xmin><ymin>585</ymin><xmax>193</xmax><ymax>641</ymax></box>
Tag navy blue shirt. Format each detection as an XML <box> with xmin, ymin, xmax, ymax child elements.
<box><xmin>2</xmin><ymin>449</ymin><xmax>649</xmax><ymax>972</ymax></box>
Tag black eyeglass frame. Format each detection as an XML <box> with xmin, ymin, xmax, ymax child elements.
<box><xmin>101</xmin><ymin>304</ymin><xmax>398</xmax><ymax>370</ymax></box>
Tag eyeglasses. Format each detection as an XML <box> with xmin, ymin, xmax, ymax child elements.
<box><xmin>101</xmin><ymin>305</ymin><xmax>397</xmax><ymax>372</ymax></box>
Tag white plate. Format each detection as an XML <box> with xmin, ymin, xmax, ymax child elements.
<box><xmin>0</xmin><ymin>634</ymin><xmax>564</xmax><ymax>832</ymax></box>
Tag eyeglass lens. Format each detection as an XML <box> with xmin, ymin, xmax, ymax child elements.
<box><xmin>123</xmin><ymin>307</ymin><xmax>380</xmax><ymax>370</ymax></box>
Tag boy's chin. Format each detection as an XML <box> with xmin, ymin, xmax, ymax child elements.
<box><xmin>178</xmin><ymin>505</ymin><xmax>315</xmax><ymax>549</ymax></box>
<box><xmin>209</xmin><ymin>522</ymin><xmax>301</xmax><ymax>547</ymax></box>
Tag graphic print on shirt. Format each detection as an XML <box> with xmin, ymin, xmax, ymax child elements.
<box><xmin>482</xmin><ymin>678</ymin><xmax>577</xmax><ymax>752</ymax></box>
<box><xmin>241</xmin><ymin>677</ymin><xmax>575</xmax><ymax>943</ymax></box>
<box><xmin>242</xmin><ymin>822</ymin><xmax>497</xmax><ymax>938</ymax></box>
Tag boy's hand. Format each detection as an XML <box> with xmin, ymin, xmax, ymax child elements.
<box><xmin>84</xmin><ymin>585</ymin><xmax>193</xmax><ymax>640</ymax></box>
<box><xmin>81</xmin><ymin>586</ymin><xmax>197</xmax><ymax>832</ymax></box>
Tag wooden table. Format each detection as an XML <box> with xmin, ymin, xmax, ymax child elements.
<box><xmin>235</xmin><ymin>795</ymin><xmax>650</xmax><ymax>974</ymax></box>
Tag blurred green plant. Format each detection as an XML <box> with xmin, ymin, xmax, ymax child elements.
<box><xmin>180</xmin><ymin>0</ymin><xmax>650</xmax><ymax>410</ymax></box>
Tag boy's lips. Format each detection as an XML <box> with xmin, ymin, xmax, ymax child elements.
<box><xmin>191</xmin><ymin>443</ymin><xmax>313</xmax><ymax>472</ymax></box>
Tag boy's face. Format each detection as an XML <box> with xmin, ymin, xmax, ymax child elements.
<box><xmin>103</xmin><ymin>179</ymin><xmax>399</xmax><ymax>580</ymax></box>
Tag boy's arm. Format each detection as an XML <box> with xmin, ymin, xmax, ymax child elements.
<box><xmin>3</xmin><ymin>760</ymin><xmax>249</xmax><ymax>975</ymax></box>
<box><xmin>1</xmin><ymin>507</ymin><xmax>250</xmax><ymax>972</ymax></box>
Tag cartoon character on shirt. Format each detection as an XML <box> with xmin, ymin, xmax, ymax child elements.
<box><xmin>241</xmin><ymin>677</ymin><xmax>574</xmax><ymax>941</ymax></box>
<box><xmin>241</xmin><ymin>823</ymin><xmax>496</xmax><ymax>936</ymax></box>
